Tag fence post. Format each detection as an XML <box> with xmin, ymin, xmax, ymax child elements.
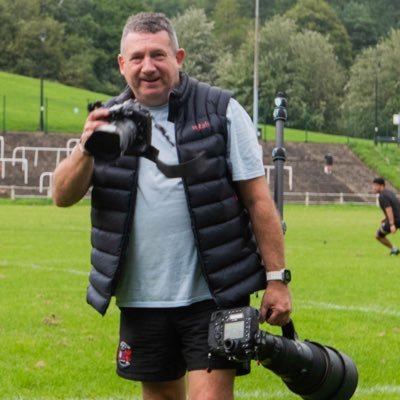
<box><xmin>45</xmin><ymin>97</ymin><xmax>48</xmax><ymax>134</ymax></box>
<box><xmin>11</xmin><ymin>185</ymin><xmax>15</xmax><ymax>200</ymax></box>
<box><xmin>339</xmin><ymin>193</ymin><xmax>344</xmax><ymax>204</ymax></box>
<box><xmin>2</xmin><ymin>95</ymin><xmax>5</xmax><ymax>133</ymax></box>
<box><xmin>305</xmin><ymin>192</ymin><xmax>309</xmax><ymax>206</ymax></box>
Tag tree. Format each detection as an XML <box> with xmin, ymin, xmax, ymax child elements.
<box><xmin>216</xmin><ymin>16</ymin><xmax>345</xmax><ymax>132</ymax></box>
<box><xmin>286</xmin><ymin>0</ymin><xmax>352</xmax><ymax>67</ymax></box>
<box><xmin>212</xmin><ymin>0</ymin><xmax>250</xmax><ymax>51</ymax></box>
<box><xmin>173</xmin><ymin>8</ymin><xmax>221</xmax><ymax>84</ymax></box>
<box><xmin>342</xmin><ymin>29</ymin><xmax>400</xmax><ymax>138</ymax></box>
<box><xmin>336</xmin><ymin>1</ymin><xmax>378</xmax><ymax>55</ymax></box>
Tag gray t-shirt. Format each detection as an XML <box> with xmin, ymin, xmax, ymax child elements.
<box><xmin>115</xmin><ymin>98</ymin><xmax>265</xmax><ymax>308</ymax></box>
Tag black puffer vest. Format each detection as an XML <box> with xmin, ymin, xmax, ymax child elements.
<box><xmin>87</xmin><ymin>73</ymin><xmax>266</xmax><ymax>315</ymax></box>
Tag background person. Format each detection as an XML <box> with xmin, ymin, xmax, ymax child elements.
<box><xmin>52</xmin><ymin>12</ymin><xmax>292</xmax><ymax>400</ymax></box>
<box><xmin>324</xmin><ymin>152</ymin><xmax>333</xmax><ymax>174</ymax></box>
<box><xmin>372</xmin><ymin>177</ymin><xmax>400</xmax><ymax>255</ymax></box>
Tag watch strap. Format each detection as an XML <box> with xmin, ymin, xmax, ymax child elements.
<box><xmin>266</xmin><ymin>268</ymin><xmax>291</xmax><ymax>283</ymax></box>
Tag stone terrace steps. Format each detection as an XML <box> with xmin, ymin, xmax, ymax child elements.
<box><xmin>0</xmin><ymin>132</ymin><xmax>391</xmax><ymax>200</ymax></box>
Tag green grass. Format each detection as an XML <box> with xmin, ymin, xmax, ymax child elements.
<box><xmin>259</xmin><ymin>124</ymin><xmax>357</xmax><ymax>145</ymax></box>
<box><xmin>1</xmin><ymin>202</ymin><xmax>400</xmax><ymax>399</ymax></box>
<box><xmin>0</xmin><ymin>71</ymin><xmax>110</xmax><ymax>133</ymax></box>
<box><xmin>349</xmin><ymin>140</ymin><xmax>400</xmax><ymax>190</ymax></box>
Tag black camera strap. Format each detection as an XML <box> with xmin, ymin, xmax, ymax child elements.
<box><xmin>281</xmin><ymin>320</ymin><xmax>298</xmax><ymax>341</ymax></box>
<box><xmin>143</xmin><ymin>145</ymin><xmax>207</xmax><ymax>178</ymax></box>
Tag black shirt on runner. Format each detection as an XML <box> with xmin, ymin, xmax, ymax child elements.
<box><xmin>379</xmin><ymin>189</ymin><xmax>400</xmax><ymax>222</ymax></box>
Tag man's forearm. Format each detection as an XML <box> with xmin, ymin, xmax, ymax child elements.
<box><xmin>385</xmin><ymin>207</ymin><xmax>395</xmax><ymax>225</ymax></box>
<box><xmin>52</xmin><ymin>146</ymin><xmax>94</xmax><ymax>207</ymax></box>
<box><xmin>237</xmin><ymin>177</ymin><xmax>285</xmax><ymax>272</ymax></box>
<box><xmin>248</xmin><ymin>196</ymin><xmax>285</xmax><ymax>272</ymax></box>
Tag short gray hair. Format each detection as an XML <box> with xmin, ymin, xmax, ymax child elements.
<box><xmin>120</xmin><ymin>12</ymin><xmax>179</xmax><ymax>53</ymax></box>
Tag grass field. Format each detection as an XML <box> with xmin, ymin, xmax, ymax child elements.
<box><xmin>0</xmin><ymin>71</ymin><xmax>109</xmax><ymax>133</ymax></box>
<box><xmin>1</xmin><ymin>202</ymin><xmax>400</xmax><ymax>399</ymax></box>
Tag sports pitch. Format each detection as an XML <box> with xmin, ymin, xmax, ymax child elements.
<box><xmin>0</xmin><ymin>202</ymin><xmax>399</xmax><ymax>399</ymax></box>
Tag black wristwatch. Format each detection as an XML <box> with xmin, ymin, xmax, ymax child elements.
<box><xmin>266</xmin><ymin>268</ymin><xmax>291</xmax><ymax>284</ymax></box>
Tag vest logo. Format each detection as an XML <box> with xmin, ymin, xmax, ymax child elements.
<box><xmin>192</xmin><ymin>121</ymin><xmax>210</xmax><ymax>131</ymax></box>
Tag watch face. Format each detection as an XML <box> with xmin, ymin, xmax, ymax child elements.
<box><xmin>283</xmin><ymin>270</ymin><xmax>291</xmax><ymax>283</ymax></box>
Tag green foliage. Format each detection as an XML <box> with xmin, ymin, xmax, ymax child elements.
<box><xmin>172</xmin><ymin>8</ymin><xmax>221</xmax><ymax>84</ymax></box>
<box><xmin>335</xmin><ymin>1</ymin><xmax>378</xmax><ymax>54</ymax></box>
<box><xmin>212</xmin><ymin>0</ymin><xmax>251</xmax><ymax>51</ymax></box>
<box><xmin>342</xmin><ymin>29</ymin><xmax>400</xmax><ymax>138</ymax></box>
<box><xmin>216</xmin><ymin>16</ymin><xmax>346</xmax><ymax>133</ymax></box>
<box><xmin>285</xmin><ymin>0</ymin><xmax>352</xmax><ymax>67</ymax></box>
<box><xmin>0</xmin><ymin>0</ymin><xmax>148</xmax><ymax>94</ymax></box>
<box><xmin>1</xmin><ymin>203</ymin><xmax>400</xmax><ymax>398</ymax></box>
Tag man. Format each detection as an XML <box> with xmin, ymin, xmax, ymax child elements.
<box><xmin>372</xmin><ymin>177</ymin><xmax>400</xmax><ymax>255</ymax></box>
<box><xmin>53</xmin><ymin>12</ymin><xmax>291</xmax><ymax>400</ymax></box>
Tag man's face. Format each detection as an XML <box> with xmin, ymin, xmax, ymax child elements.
<box><xmin>372</xmin><ymin>183</ymin><xmax>383</xmax><ymax>193</ymax></box>
<box><xmin>118</xmin><ymin>30</ymin><xmax>185</xmax><ymax>107</ymax></box>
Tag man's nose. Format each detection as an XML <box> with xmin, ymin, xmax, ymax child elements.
<box><xmin>142</xmin><ymin>56</ymin><xmax>156</xmax><ymax>73</ymax></box>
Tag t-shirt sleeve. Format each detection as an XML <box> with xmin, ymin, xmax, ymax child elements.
<box><xmin>379</xmin><ymin>193</ymin><xmax>390</xmax><ymax>209</ymax></box>
<box><xmin>226</xmin><ymin>98</ymin><xmax>265</xmax><ymax>181</ymax></box>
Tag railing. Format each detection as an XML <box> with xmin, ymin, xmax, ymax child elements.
<box><xmin>11</xmin><ymin>146</ymin><xmax>73</xmax><ymax>167</ymax></box>
<box><xmin>39</xmin><ymin>172</ymin><xmax>53</xmax><ymax>196</ymax></box>
<box><xmin>285</xmin><ymin>192</ymin><xmax>379</xmax><ymax>206</ymax></box>
<box><xmin>0</xmin><ymin>184</ymin><xmax>378</xmax><ymax>205</ymax></box>
<box><xmin>0</xmin><ymin>184</ymin><xmax>91</xmax><ymax>200</ymax></box>
<box><xmin>0</xmin><ymin>158</ymin><xmax>29</xmax><ymax>184</ymax></box>
<box><xmin>264</xmin><ymin>165</ymin><xmax>293</xmax><ymax>190</ymax></box>
<box><xmin>0</xmin><ymin>135</ymin><xmax>4</xmax><ymax>158</ymax></box>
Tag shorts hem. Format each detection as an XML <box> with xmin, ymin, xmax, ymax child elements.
<box><xmin>117</xmin><ymin>368</ymin><xmax>186</xmax><ymax>382</ymax></box>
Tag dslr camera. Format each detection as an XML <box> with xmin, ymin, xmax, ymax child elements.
<box><xmin>84</xmin><ymin>100</ymin><xmax>205</xmax><ymax>178</ymax></box>
<box><xmin>208</xmin><ymin>306</ymin><xmax>358</xmax><ymax>400</ymax></box>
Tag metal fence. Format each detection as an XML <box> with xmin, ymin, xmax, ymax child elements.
<box><xmin>1</xmin><ymin>94</ymin><xmax>107</xmax><ymax>134</ymax></box>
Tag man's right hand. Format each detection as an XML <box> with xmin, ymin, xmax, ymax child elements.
<box><xmin>80</xmin><ymin>107</ymin><xmax>110</xmax><ymax>147</ymax></box>
<box><xmin>52</xmin><ymin>107</ymin><xmax>111</xmax><ymax>207</ymax></box>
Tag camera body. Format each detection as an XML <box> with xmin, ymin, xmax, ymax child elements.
<box><xmin>85</xmin><ymin>100</ymin><xmax>152</xmax><ymax>162</ymax></box>
<box><xmin>208</xmin><ymin>306</ymin><xmax>259</xmax><ymax>362</ymax></box>
<box><xmin>208</xmin><ymin>306</ymin><xmax>358</xmax><ymax>400</ymax></box>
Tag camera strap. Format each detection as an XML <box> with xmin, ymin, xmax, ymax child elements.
<box><xmin>281</xmin><ymin>320</ymin><xmax>298</xmax><ymax>341</ymax></box>
<box><xmin>143</xmin><ymin>145</ymin><xmax>207</xmax><ymax>178</ymax></box>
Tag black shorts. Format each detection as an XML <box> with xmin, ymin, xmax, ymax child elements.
<box><xmin>116</xmin><ymin>299</ymin><xmax>250</xmax><ymax>382</ymax></box>
<box><xmin>378</xmin><ymin>220</ymin><xmax>400</xmax><ymax>237</ymax></box>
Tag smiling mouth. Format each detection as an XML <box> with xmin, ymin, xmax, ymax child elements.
<box><xmin>142</xmin><ymin>77</ymin><xmax>160</xmax><ymax>84</ymax></box>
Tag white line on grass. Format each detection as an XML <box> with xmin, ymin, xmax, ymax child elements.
<box><xmin>298</xmin><ymin>300</ymin><xmax>400</xmax><ymax>318</ymax></box>
<box><xmin>0</xmin><ymin>260</ymin><xmax>87</xmax><ymax>276</ymax></box>
<box><xmin>235</xmin><ymin>385</ymin><xmax>400</xmax><ymax>398</ymax></box>
<box><xmin>5</xmin><ymin>386</ymin><xmax>400</xmax><ymax>399</ymax></box>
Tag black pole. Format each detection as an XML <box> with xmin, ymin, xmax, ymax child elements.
<box><xmin>2</xmin><ymin>95</ymin><xmax>5</xmax><ymax>133</ymax></box>
<box><xmin>272</xmin><ymin>92</ymin><xmax>288</xmax><ymax>233</ymax></box>
<box><xmin>40</xmin><ymin>74</ymin><xmax>44</xmax><ymax>131</ymax></box>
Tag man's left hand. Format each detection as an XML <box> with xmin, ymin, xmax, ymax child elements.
<box><xmin>260</xmin><ymin>281</ymin><xmax>292</xmax><ymax>326</ymax></box>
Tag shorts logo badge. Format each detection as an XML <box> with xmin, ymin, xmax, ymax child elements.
<box><xmin>118</xmin><ymin>341</ymin><xmax>133</xmax><ymax>368</ymax></box>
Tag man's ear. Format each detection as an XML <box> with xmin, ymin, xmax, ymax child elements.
<box><xmin>175</xmin><ymin>48</ymin><xmax>186</xmax><ymax>69</ymax></box>
<box><xmin>117</xmin><ymin>54</ymin><xmax>125</xmax><ymax>76</ymax></box>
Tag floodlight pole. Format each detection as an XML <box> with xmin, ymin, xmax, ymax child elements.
<box><xmin>272</xmin><ymin>92</ymin><xmax>288</xmax><ymax>233</ymax></box>
<box><xmin>252</xmin><ymin>0</ymin><xmax>260</xmax><ymax>137</ymax></box>
<box><xmin>39</xmin><ymin>32</ymin><xmax>46</xmax><ymax>133</ymax></box>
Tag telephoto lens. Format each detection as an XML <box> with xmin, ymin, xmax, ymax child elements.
<box><xmin>256</xmin><ymin>329</ymin><xmax>358</xmax><ymax>400</ymax></box>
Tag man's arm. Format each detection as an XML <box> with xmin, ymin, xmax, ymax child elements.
<box><xmin>52</xmin><ymin>108</ymin><xmax>110</xmax><ymax>207</ymax></box>
<box><xmin>236</xmin><ymin>176</ymin><xmax>292</xmax><ymax>326</ymax></box>
<box><xmin>385</xmin><ymin>207</ymin><xmax>397</xmax><ymax>233</ymax></box>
